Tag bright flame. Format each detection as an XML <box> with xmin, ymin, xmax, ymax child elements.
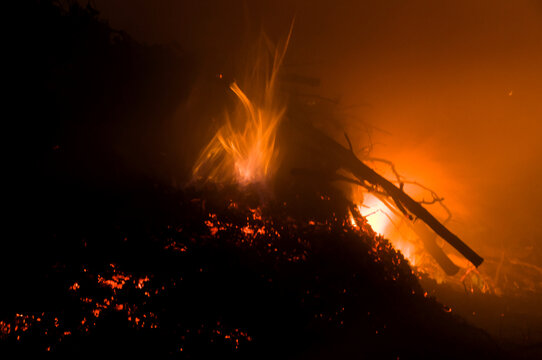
<box><xmin>356</xmin><ymin>193</ymin><xmax>419</xmax><ymax>265</ymax></box>
<box><xmin>393</xmin><ymin>239</ymin><xmax>417</xmax><ymax>266</ymax></box>
<box><xmin>193</xmin><ymin>30</ymin><xmax>292</xmax><ymax>185</ymax></box>
<box><xmin>358</xmin><ymin>194</ymin><xmax>391</xmax><ymax>236</ymax></box>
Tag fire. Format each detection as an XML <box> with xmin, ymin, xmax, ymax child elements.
<box><xmin>355</xmin><ymin>192</ymin><xmax>419</xmax><ymax>266</ymax></box>
<box><xmin>357</xmin><ymin>193</ymin><xmax>392</xmax><ymax>236</ymax></box>
<box><xmin>193</xmin><ymin>30</ymin><xmax>292</xmax><ymax>185</ymax></box>
<box><xmin>190</xmin><ymin>27</ymin><xmax>468</xmax><ymax>284</ymax></box>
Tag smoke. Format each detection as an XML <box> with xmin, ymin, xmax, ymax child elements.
<box><xmin>92</xmin><ymin>0</ymin><xmax>542</xmax><ymax>265</ymax></box>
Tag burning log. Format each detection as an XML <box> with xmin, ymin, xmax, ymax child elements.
<box><xmin>283</xmin><ymin>117</ymin><xmax>484</xmax><ymax>268</ymax></box>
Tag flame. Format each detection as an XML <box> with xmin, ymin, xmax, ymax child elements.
<box><xmin>356</xmin><ymin>193</ymin><xmax>419</xmax><ymax>266</ymax></box>
<box><xmin>357</xmin><ymin>194</ymin><xmax>392</xmax><ymax>236</ymax></box>
<box><xmin>193</xmin><ymin>30</ymin><xmax>292</xmax><ymax>185</ymax></box>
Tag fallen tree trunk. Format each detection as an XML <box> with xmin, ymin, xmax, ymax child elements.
<box><xmin>285</xmin><ymin>118</ymin><xmax>484</xmax><ymax>268</ymax></box>
<box><xmin>413</xmin><ymin>222</ymin><xmax>461</xmax><ymax>275</ymax></box>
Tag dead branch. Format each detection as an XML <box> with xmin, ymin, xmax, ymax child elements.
<box><xmin>286</xmin><ymin>118</ymin><xmax>484</xmax><ymax>268</ymax></box>
<box><xmin>399</xmin><ymin>180</ymin><xmax>452</xmax><ymax>222</ymax></box>
<box><xmin>365</xmin><ymin>157</ymin><xmax>404</xmax><ymax>188</ymax></box>
<box><xmin>363</xmin><ymin>159</ymin><xmax>451</xmax><ymax>221</ymax></box>
<box><xmin>363</xmin><ymin>191</ymin><xmax>460</xmax><ymax>275</ymax></box>
<box><xmin>290</xmin><ymin>168</ymin><xmax>389</xmax><ymax>197</ymax></box>
<box><xmin>344</xmin><ymin>132</ymin><xmax>355</xmax><ymax>154</ymax></box>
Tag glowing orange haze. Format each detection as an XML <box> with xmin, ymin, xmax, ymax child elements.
<box><xmin>94</xmin><ymin>0</ymin><xmax>542</xmax><ymax>280</ymax></box>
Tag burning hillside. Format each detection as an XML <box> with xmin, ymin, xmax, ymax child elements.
<box><xmin>4</xmin><ymin>1</ymin><xmax>542</xmax><ymax>359</ymax></box>
<box><xmin>188</xmin><ymin>24</ymin><xmax>483</xmax><ymax>281</ymax></box>
<box><xmin>0</xmin><ymin>183</ymin><xmax>503</xmax><ymax>358</ymax></box>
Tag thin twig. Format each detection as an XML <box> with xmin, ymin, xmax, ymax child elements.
<box><xmin>344</xmin><ymin>132</ymin><xmax>354</xmax><ymax>154</ymax></box>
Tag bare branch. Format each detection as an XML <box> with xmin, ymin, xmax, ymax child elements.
<box><xmin>344</xmin><ymin>132</ymin><xmax>354</xmax><ymax>154</ymax></box>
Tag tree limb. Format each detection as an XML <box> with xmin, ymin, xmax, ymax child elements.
<box><xmin>286</xmin><ymin>118</ymin><xmax>484</xmax><ymax>267</ymax></box>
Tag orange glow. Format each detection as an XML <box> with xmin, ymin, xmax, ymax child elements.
<box><xmin>354</xmin><ymin>192</ymin><xmax>421</xmax><ymax>267</ymax></box>
<box><xmin>357</xmin><ymin>194</ymin><xmax>391</xmax><ymax>236</ymax></box>
<box><xmin>137</xmin><ymin>276</ymin><xmax>150</xmax><ymax>289</ymax></box>
<box><xmin>98</xmin><ymin>274</ymin><xmax>130</xmax><ymax>290</ymax></box>
<box><xmin>349</xmin><ymin>213</ymin><xmax>357</xmax><ymax>227</ymax></box>
<box><xmin>192</xmin><ymin>29</ymin><xmax>292</xmax><ymax>185</ymax></box>
<box><xmin>69</xmin><ymin>282</ymin><xmax>80</xmax><ymax>291</ymax></box>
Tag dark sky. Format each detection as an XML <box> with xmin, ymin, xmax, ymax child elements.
<box><xmin>92</xmin><ymin>0</ymin><xmax>542</xmax><ymax>263</ymax></box>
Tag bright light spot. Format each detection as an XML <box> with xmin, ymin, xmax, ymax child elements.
<box><xmin>349</xmin><ymin>213</ymin><xmax>357</xmax><ymax>227</ymax></box>
<box><xmin>357</xmin><ymin>193</ymin><xmax>418</xmax><ymax>265</ymax></box>
<box><xmin>357</xmin><ymin>193</ymin><xmax>391</xmax><ymax>235</ymax></box>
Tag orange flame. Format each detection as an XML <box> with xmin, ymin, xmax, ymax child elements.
<box><xmin>193</xmin><ymin>29</ymin><xmax>292</xmax><ymax>185</ymax></box>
